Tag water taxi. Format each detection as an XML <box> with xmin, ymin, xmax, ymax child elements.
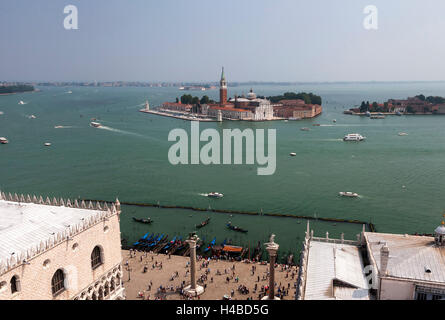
<box><xmin>0</xmin><ymin>137</ymin><xmax>9</xmax><ymax>144</ymax></box>
<box><xmin>339</xmin><ymin>192</ymin><xmax>359</xmax><ymax>198</ymax></box>
<box><xmin>208</xmin><ymin>192</ymin><xmax>224</xmax><ymax>198</ymax></box>
<box><xmin>90</xmin><ymin>121</ymin><xmax>102</xmax><ymax>128</ymax></box>
<box><xmin>343</xmin><ymin>133</ymin><xmax>365</xmax><ymax>141</ymax></box>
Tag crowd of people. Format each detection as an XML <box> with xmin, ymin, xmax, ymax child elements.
<box><xmin>124</xmin><ymin>249</ymin><xmax>299</xmax><ymax>300</ymax></box>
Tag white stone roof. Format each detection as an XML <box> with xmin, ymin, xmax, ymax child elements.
<box><xmin>304</xmin><ymin>240</ymin><xmax>370</xmax><ymax>300</ymax></box>
<box><xmin>365</xmin><ymin>232</ymin><xmax>445</xmax><ymax>284</ymax></box>
<box><xmin>0</xmin><ymin>192</ymin><xmax>119</xmax><ymax>275</ymax></box>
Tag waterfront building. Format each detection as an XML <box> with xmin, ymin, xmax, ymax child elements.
<box><xmin>161</xmin><ymin>102</ymin><xmax>193</xmax><ymax>112</ymax></box>
<box><xmin>273</xmin><ymin>99</ymin><xmax>322</xmax><ymax>119</ymax></box>
<box><xmin>0</xmin><ymin>192</ymin><xmax>125</xmax><ymax>300</ymax></box>
<box><xmin>297</xmin><ymin>221</ymin><xmax>445</xmax><ymax>300</ymax></box>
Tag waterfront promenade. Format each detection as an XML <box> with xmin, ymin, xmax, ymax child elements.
<box><xmin>122</xmin><ymin>250</ymin><xmax>298</xmax><ymax>300</ymax></box>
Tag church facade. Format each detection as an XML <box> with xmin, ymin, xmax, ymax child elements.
<box><xmin>0</xmin><ymin>192</ymin><xmax>125</xmax><ymax>300</ymax></box>
<box><xmin>207</xmin><ymin>68</ymin><xmax>274</xmax><ymax>121</ymax></box>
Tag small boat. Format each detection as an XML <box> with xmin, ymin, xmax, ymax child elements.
<box><xmin>0</xmin><ymin>111</ymin><xmax>4</xmax><ymax>115</ymax></box>
<box><xmin>54</xmin><ymin>125</ymin><xmax>64</xmax><ymax>129</ymax></box>
<box><xmin>90</xmin><ymin>121</ymin><xmax>102</xmax><ymax>128</ymax></box>
<box><xmin>0</xmin><ymin>137</ymin><xmax>9</xmax><ymax>144</ymax></box>
<box><xmin>18</xmin><ymin>101</ymin><xmax>25</xmax><ymax>105</ymax></box>
<box><xmin>343</xmin><ymin>134</ymin><xmax>365</xmax><ymax>142</ymax></box>
<box><xmin>44</xmin><ymin>142</ymin><xmax>51</xmax><ymax>147</ymax></box>
<box><xmin>370</xmin><ymin>115</ymin><xmax>385</xmax><ymax>119</ymax></box>
<box><xmin>395</xmin><ymin>111</ymin><xmax>402</xmax><ymax>116</ymax></box>
<box><xmin>312</xmin><ymin>124</ymin><xmax>321</xmax><ymax>126</ymax></box>
<box><xmin>300</xmin><ymin>127</ymin><xmax>310</xmax><ymax>131</ymax></box>
<box><xmin>333</xmin><ymin>119</ymin><xmax>337</xmax><ymax>123</ymax></box>
<box><xmin>365</xmin><ymin>111</ymin><xmax>371</xmax><ymax>117</ymax></box>
<box><xmin>196</xmin><ymin>217</ymin><xmax>210</xmax><ymax>229</ymax></box>
<box><xmin>204</xmin><ymin>237</ymin><xmax>216</xmax><ymax>253</ymax></box>
<box><xmin>398</xmin><ymin>132</ymin><xmax>408</xmax><ymax>136</ymax></box>
<box><xmin>132</xmin><ymin>217</ymin><xmax>153</xmax><ymax>224</ymax></box>
<box><xmin>339</xmin><ymin>192</ymin><xmax>360</xmax><ymax>198</ymax></box>
<box><xmin>208</xmin><ymin>192</ymin><xmax>223</xmax><ymax>198</ymax></box>
<box><xmin>289</xmin><ymin>153</ymin><xmax>297</xmax><ymax>157</ymax></box>
<box><xmin>227</xmin><ymin>222</ymin><xmax>248</xmax><ymax>233</ymax></box>
<box><xmin>29</xmin><ymin>115</ymin><xmax>36</xmax><ymax>119</ymax></box>
<box><xmin>289</xmin><ymin>117</ymin><xmax>302</xmax><ymax>121</ymax></box>
<box><xmin>67</xmin><ymin>91</ymin><xmax>73</xmax><ymax>94</ymax></box>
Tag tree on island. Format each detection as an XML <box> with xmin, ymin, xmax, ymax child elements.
<box><xmin>360</xmin><ymin>101</ymin><xmax>368</xmax><ymax>113</ymax></box>
<box><xmin>267</xmin><ymin>92</ymin><xmax>322</xmax><ymax>105</ymax></box>
<box><xmin>200</xmin><ymin>95</ymin><xmax>210</xmax><ymax>104</ymax></box>
<box><xmin>415</xmin><ymin>94</ymin><xmax>426</xmax><ymax>101</ymax></box>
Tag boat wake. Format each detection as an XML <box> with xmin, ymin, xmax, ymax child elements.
<box><xmin>198</xmin><ymin>193</ymin><xmax>209</xmax><ymax>197</ymax></box>
<box><xmin>97</xmin><ymin>125</ymin><xmax>154</xmax><ymax>140</ymax></box>
<box><xmin>55</xmin><ymin>125</ymin><xmax>75</xmax><ymax>129</ymax></box>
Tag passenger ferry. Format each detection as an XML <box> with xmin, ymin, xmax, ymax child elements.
<box><xmin>339</xmin><ymin>192</ymin><xmax>359</xmax><ymax>198</ymax></box>
<box><xmin>208</xmin><ymin>192</ymin><xmax>224</xmax><ymax>198</ymax></box>
<box><xmin>0</xmin><ymin>137</ymin><xmax>9</xmax><ymax>144</ymax></box>
<box><xmin>343</xmin><ymin>133</ymin><xmax>365</xmax><ymax>141</ymax></box>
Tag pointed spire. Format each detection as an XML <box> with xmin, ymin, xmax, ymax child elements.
<box><xmin>221</xmin><ymin>66</ymin><xmax>225</xmax><ymax>81</ymax></box>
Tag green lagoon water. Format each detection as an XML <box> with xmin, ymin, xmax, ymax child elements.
<box><xmin>1</xmin><ymin>82</ymin><xmax>445</xmax><ymax>260</ymax></box>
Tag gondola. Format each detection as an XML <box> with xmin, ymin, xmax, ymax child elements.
<box><xmin>196</xmin><ymin>217</ymin><xmax>210</xmax><ymax>229</ymax></box>
<box><xmin>133</xmin><ymin>217</ymin><xmax>153</xmax><ymax>224</ymax></box>
<box><xmin>204</xmin><ymin>237</ymin><xmax>216</xmax><ymax>253</ymax></box>
<box><xmin>227</xmin><ymin>222</ymin><xmax>248</xmax><ymax>233</ymax></box>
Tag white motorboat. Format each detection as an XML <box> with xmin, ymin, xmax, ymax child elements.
<box><xmin>333</xmin><ymin>119</ymin><xmax>337</xmax><ymax>123</ymax></box>
<box><xmin>343</xmin><ymin>133</ymin><xmax>365</xmax><ymax>141</ymax></box>
<box><xmin>289</xmin><ymin>153</ymin><xmax>297</xmax><ymax>157</ymax></box>
<box><xmin>18</xmin><ymin>101</ymin><xmax>25</xmax><ymax>105</ymax></box>
<box><xmin>90</xmin><ymin>121</ymin><xmax>102</xmax><ymax>128</ymax></box>
<box><xmin>44</xmin><ymin>142</ymin><xmax>51</xmax><ymax>147</ymax></box>
<box><xmin>289</xmin><ymin>117</ymin><xmax>302</xmax><ymax>121</ymax></box>
<box><xmin>54</xmin><ymin>125</ymin><xmax>64</xmax><ymax>129</ymax></box>
<box><xmin>398</xmin><ymin>132</ymin><xmax>408</xmax><ymax>136</ymax></box>
<box><xmin>339</xmin><ymin>192</ymin><xmax>359</xmax><ymax>198</ymax></box>
<box><xmin>208</xmin><ymin>192</ymin><xmax>224</xmax><ymax>198</ymax></box>
<box><xmin>0</xmin><ymin>111</ymin><xmax>4</xmax><ymax>115</ymax></box>
<box><xmin>301</xmin><ymin>127</ymin><xmax>310</xmax><ymax>131</ymax></box>
<box><xmin>29</xmin><ymin>115</ymin><xmax>36</xmax><ymax>119</ymax></box>
<box><xmin>0</xmin><ymin>137</ymin><xmax>9</xmax><ymax>144</ymax></box>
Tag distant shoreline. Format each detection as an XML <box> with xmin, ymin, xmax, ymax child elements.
<box><xmin>0</xmin><ymin>89</ymin><xmax>39</xmax><ymax>96</ymax></box>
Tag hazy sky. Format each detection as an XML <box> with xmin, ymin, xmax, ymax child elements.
<box><xmin>1</xmin><ymin>0</ymin><xmax>445</xmax><ymax>82</ymax></box>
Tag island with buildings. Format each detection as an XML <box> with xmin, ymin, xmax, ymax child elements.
<box><xmin>140</xmin><ymin>68</ymin><xmax>323</xmax><ymax>122</ymax></box>
<box><xmin>345</xmin><ymin>94</ymin><xmax>445</xmax><ymax>116</ymax></box>
<box><xmin>0</xmin><ymin>83</ymin><xmax>35</xmax><ymax>95</ymax></box>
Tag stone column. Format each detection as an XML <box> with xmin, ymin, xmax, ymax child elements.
<box><xmin>262</xmin><ymin>234</ymin><xmax>280</xmax><ymax>300</ymax></box>
<box><xmin>184</xmin><ymin>232</ymin><xmax>204</xmax><ymax>296</ymax></box>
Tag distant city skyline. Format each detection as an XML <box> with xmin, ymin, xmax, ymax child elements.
<box><xmin>1</xmin><ymin>0</ymin><xmax>445</xmax><ymax>82</ymax></box>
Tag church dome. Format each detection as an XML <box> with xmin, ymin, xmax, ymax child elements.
<box><xmin>247</xmin><ymin>89</ymin><xmax>257</xmax><ymax>100</ymax></box>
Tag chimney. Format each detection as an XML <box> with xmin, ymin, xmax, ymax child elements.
<box><xmin>380</xmin><ymin>244</ymin><xmax>389</xmax><ymax>276</ymax></box>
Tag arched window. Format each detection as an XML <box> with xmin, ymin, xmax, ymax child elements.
<box><xmin>51</xmin><ymin>269</ymin><xmax>65</xmax><ymax>296</ymax></box>
<box><xmin>10</xmin><ymin>276</ymin><xmax>20</xmax><ymax>294</ymax></box>
<box><xmin>91</xmin><ymin>246</ymin><xmax>103</xmax><ymax>270</ymax></box>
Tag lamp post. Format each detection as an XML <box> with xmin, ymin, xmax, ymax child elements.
<box><xmin>184</xmin><ymin>232</ymin><xmax>204</xmax><ymax>297</ymax></box>
<box><xmin>262</xmin><ymin>234</ymin><xmax>280</xmax><ymax>300</ymax></box>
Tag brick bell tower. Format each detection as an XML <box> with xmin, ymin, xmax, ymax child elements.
<box><xmin>219</xmin><ymin>67</ymin><xmax>227</xmax><ymax>105</ymax></box>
